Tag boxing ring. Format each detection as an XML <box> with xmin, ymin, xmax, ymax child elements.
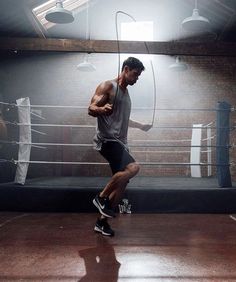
<box><xmin>0</xmin><ymin>99</ymin><xmax>235</xmax><ymax>213</ymax></box>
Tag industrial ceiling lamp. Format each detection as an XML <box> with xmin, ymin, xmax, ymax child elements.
<box><xmin>45</xmin><ymin>0</ymin><xmax>74</xmax><ymax>24</ymax></box>
<box><xmin>77</xmin><ymin>0</ymin><xmax>96</xmax><ymax>72</ymax></box>
<box><xmin>77</xmin><ymin>55</ymin><xmax>96</xmax><ymax>71</ymax></box>
<box><xmin>182</xmin><ymin>0</ymin><xmax>210</xmax><ymax>32</ymax></box>
<box><xmin>169</xmin><ymin>56</ymin><xmax>188</xmax><ymax>72</ymax></box>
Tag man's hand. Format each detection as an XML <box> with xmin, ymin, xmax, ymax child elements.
<box><xmin>102</xmin><ymin>103</ymin><xmax>113</xmax><ymax>115</ymax></box>
<box><xmin>140</xmin><ymin>124</ymin><xmax>152</xmax><ymax>131</ymax></box>
<box><xmin>129</xmin><ymin>119</ymin><xmax>152</xmax><ymax>131</ymax></box>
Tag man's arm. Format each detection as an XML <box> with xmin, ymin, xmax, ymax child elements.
<box><xmin>129</xmin><ymin>119</ymin><xmax>152</xmax><ymax>132</ymax></box>
<box><xmin>88</xmin><ymin>81</ymin><xmax>113</xmax><ymax>117</ymax></box>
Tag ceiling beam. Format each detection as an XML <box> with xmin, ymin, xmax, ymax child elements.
<box><xmin>1</xmin><ymin>37</ymin><xmax>236</xmax><ymax>56</ymax></box>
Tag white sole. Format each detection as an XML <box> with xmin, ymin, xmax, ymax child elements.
<box><xmin>92</xmin><ymin>199</ymin><xmax>113</xmax><ymax>218</ymax></box>
<box><xmin>94</xmin><ymin>226</ymin><xmax>113</xmax><ymax>236</ymax></box>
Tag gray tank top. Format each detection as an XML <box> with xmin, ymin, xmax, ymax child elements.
<box><xmin>94</xmin><ymin>80</ymin><xmax>131</xmax><ymax>150</ymax></box>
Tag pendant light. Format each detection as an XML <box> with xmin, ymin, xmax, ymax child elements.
<box><xmin>45</xmin><ymin>0</ymin><xmax>74</xmax><ymax>24</ymax></box>
<box><xmin>77</xmin><ymin>55</ymin><xmax>96</xmax><ymax>71</ymax></box>
<box><xmin>182</xmin><ymin>0</ymin><xmax>210</xmax><ymax>32</ymax></box>
<box><xmin>169</xmin><ymin>56</ymin><xmax>188</xmax><ymax>72</ymax></box>
<box><xmin>77</xmin><ymin>0</ymin><xmax>96</xmax><ymax>72</ymax></box>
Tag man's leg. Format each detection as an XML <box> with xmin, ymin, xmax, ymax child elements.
<box><xmin>99</xmin><ymin>162</ymin><xmax>140</xmax><ymax>200</ymax></box>
<box><xmin>93</xmin><ymin>142</ymin><xmax>139</xmax><ymax>235</ymax></box>
<box><xmin>94</xmin><ymin>163</ymin><xmax>139</xmax><ymax>236</ymax></box>
<box><xmin>93</xmin><ymin>163</ymin><xmax>139</xmax><ymax>218</ymax></box>
<box><xmin>109</xmin><ymin>180</ymin><xmax>129</xmax><ymax>209</ymax></box>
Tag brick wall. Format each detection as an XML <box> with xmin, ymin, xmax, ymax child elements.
<box><xmin>0</xmin><ymin>52</ymin><xmax>235</xmax><ymax>181</ymax></box>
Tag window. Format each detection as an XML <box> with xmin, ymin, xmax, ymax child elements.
<box><xmin>121</xmin><ymin>21</ymin><xmax>153</xmax><ymax>41</ymax></box>
<box><xmin>120</xmin><ymin>21</ymin><xmax>154</xmax><ymax>61</ymax></box>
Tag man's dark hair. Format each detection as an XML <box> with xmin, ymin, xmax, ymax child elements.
<box><xmin>121</xmin><ymin>57</ymin><xmax>145</xmax><ymax>72</ymax></box>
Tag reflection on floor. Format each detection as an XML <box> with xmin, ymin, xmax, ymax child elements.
<box><xmin>0</xmin><ymin>212</ymin><xmax>236</xmax><ymax>281</ymax></box>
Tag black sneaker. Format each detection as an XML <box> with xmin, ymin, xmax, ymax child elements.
<box><xmin>93</xmin><ymin>195</ymin><xmax>115</xmax><ymax>218</ymax></box>
<box><xmin>94</xmin><ymin>219</ymin><xmax>115</xmax><ymax>236</ymax></box>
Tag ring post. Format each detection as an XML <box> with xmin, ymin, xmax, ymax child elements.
<box><xmin>216</xmin><ymin>101</ymin><xmax>232</xmax><ymax>187</ymax></box>
<box><xmin>190</xmin><ymin>124</ymin><xmax>202</xmax><ymax>177</ymax></box>
<box><xmin>206</xmin><ymin>125</ymin><xmax>212</xmax><ymax>176</ymax></box>
<box><xmin>14</xmin><ymin>98</ymin><xmax>32</xmax><ymax>185</ymax></box>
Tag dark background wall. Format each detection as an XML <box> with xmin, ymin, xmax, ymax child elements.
<box><xmin>0</xmin><ymin>51</ymin><xmax>235</xmax><ymax>181</ymax></box>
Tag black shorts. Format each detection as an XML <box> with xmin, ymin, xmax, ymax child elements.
<box><xmin>100</xmin><ymin>141</ymin><xmax>135</xmax><ymax>174</ymax></box>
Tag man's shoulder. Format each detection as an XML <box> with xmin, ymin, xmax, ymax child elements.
<box><xmin>104</xmin><ymin>79</ymin><xmax>116</xmax><ymax>87</ymax></box>
<box><xmin>99</xmin><ymin>80</ymin><xmax>116</xmax><ymax>91</ymax></box>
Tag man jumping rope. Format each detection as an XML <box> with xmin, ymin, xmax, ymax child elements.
<box><xmin>88</xmin><ymin>57</ymin><xmax>152</xmax><ymax>236</ymax></box>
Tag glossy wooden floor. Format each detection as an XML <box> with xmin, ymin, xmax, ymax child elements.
<box><xmin>0</xmin><ymin>212</ymin><xmax>236</xmax><ymax>282</ymax></box>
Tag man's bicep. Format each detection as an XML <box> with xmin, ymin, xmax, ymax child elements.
<box><xmin>93</xmin><ymin>84</ymin><xmax>110</xmax><ymax>106</ymax></box>
<box><xmin>95</xmin><ymin>93</ymin><xmax>109</xmax><ymax>107</ymax></box>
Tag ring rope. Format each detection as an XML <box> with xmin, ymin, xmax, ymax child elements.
<box><xmin>31</xmin><ymin>129</ymin><xmax>47</xmax><ymax>135</ymax></box>
<box><xmin>130</xmin><ymin>144</ymin><xmax>223</xmax><ymax>148</ymax></box>
<box><xmin>134</xmin><ymin>136</ymin><xmax>215</xmax><ymax>142</ymax></box>
<box><xmin>30</xmin><ymin>111</ymin><xmax>46</xmax><ymax>120</ymax></box>
<box><xmin>19</xmin><ymin>142</ymin><xmax>93</xmax><ymax>147</ymax></box>
<box><xmin>10</xmin><ymin>160</ymin><xmax>231</xmax><ymax>166</ymax></box>
<box><xmin>3</xmin><ymin>120</ymin><xmax>232</xmax><ymax>130</ymax></box>
<box><xmin>0</xmin><ymin>140</ymin><xmax>230</xmax><ymax>148</ymax></box>
<box><xmin>0</xmin><ymin>159</ymin><xmax>9</xmax><ymax>163</ymax></box>
<box><xmin>132</xmin><ymin>150</ymin><xmax>214</xmax><ymax>153</ymax></box>
<box><xmin>202</xmin><ymin>135</ymin><xmax>216</xmax><ymax>141</ymax></box>
<box><xmin>0</xmin><ymin>102</ymin><xmax>15</xmax><ymax>107</ymax></box>
<box><xmin>203</xmin><ymin>122</ymin><xmax>214</xmax><ymax>127</ymax></box>
<box><xmin>133</xmin><ymin>139</ymin><xmax>191</xmax><ymax>142</ymax></box>
<box><xmin>1</xmin><ymin>101</ymin><xmax>234</xmax><ymax>112</ymax></box>
<box><xmin>131</xmin><ymin>150</ymin><xmax>191</xmax><ymax>153</ymax></box>
<box><xmin>5</xmin><ymin>121</ymin><xmax>95</xmax><ymax>128</ymax></box>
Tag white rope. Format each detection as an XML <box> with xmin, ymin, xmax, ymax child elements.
<box><xmin>131</xmin><ymin>150</ymin><xmax>191</xmax><ymax>153</ymax></box>
<box><xmin>202</xmin><ymin>135</ymin><xmax>215</xmax><ymax>141</ymax></box>
<box><xmin>129</xmin><ymin>145</ymin><xmax>226</xmax><ymax>148</ymax></box>
<box><xmin>1</xmin><ymin>101</ymin><xmax>233</xmax><ymax>112</ymax></box>
<box><xmin>17</xmin><ymin>123</ymin><xmax>95</xmax><ymax>128</ymax></box>
<box><xmin>203</xmin><ymin>122</ymin><xmax>214</xmax><ymax>127</ymax></box>
<box><xmin>31</xmin><ymin>145</ymin><xmax>47</xmax><ymax>149</ymax></box>
<box><xmin>12</xmin><ymin>122</ymin><xmax>222</xmax><ymax>129</ymax></box>
<box><xmin>12</xmin><ymin>142</ymin><xmax>227</xmax><ymax>148</ymax></box>
<box><xmin>135</xmin><ymin>126</ymin><xmax>218</xmax><ymax>129</ymax></box>
<box><xmin>31</xmin><ymin>129</ymin><xmax>47</xmax><ymax>135</ymax></box>
<box><xmin>0</xmin><ymin>101</ymin><xmax>15</xmax><ymax>106</ymax></box>
<box><xmin>30</xmin><ymin>111</ymin><xmax>46</xmax><ymax>120</ymax></box>
<box><xmin>135</xmin><ymin>137</ymin><xmax>215</xmax><ymax>142</ymax></box>
<box><xmin>5</xmin><ymin>121</ymin><xmax>230</xmax><ymax>130</ymax></box>
<box><xmin>132</xmin><ymin>139</ymin><xmax>192</xmax><ymax>143</ymax></box>
<box><xmin>1</xmin><ymin>141</ymin><xmax>228</xmax><ymax>148</ymax></box>
<box><xmin>13</xmin><ymin>160</ymin><xmax>108</xmax><ymax>165</ymax></box>
<box><xmin>151</xmin><ymin>126</ymin><xmax>230</xmax><ymax>130</ymax></box>
<box><xmin>13</xmin><ymin>160</ymin><xmax>230</xmax><ymax>166</ymax></box>
<box><xmin>201</xmin><ymin>150</ymin><xmax>214</xmax><ymax>153</ymax></box>
<box><xmin>17</xmin><ymin>142</ymin><xmax>93</xmax><ymax>147</ymax></box>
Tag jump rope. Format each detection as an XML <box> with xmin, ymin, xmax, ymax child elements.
<box><xmin>114</xmin><ymin>10</ymin><xmax>157</xmax><ymax>128</ymax></box>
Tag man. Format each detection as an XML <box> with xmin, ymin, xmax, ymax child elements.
<box><xmin>88</xmin><ymin>57</ymin><xmax>152</xmax><ymax>236</ymax></box>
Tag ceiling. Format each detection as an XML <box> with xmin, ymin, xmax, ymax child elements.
<box><xmin>0</xmin><ymin>0</ymin><xmax>236</xmax><ymax>42</ymax></box>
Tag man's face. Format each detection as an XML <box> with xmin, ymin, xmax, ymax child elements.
<box><xmin>125</xmin><ymin>67</ymin><xmax>142</xmax><ymax>85</ymax></box>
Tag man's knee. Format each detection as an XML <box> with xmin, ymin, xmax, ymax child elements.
<box><xmin>127</xmin><ymin>162</ymin><xmax>140</xmax><ymax>176</ymax></box>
